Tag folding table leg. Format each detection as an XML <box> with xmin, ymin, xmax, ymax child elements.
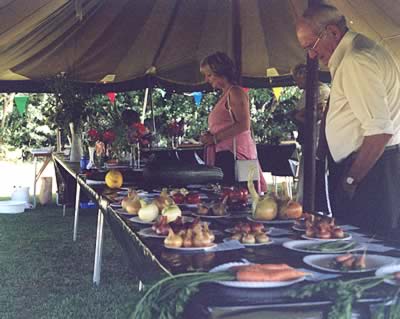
<box><xmin>32</xmin><ymin>156</ymin><xmax>38</xmax><ymax>209</ymax></box>
<box><xmin>93</xmin><ymin>209</ymin><xmax>104</xmax><ymax>285</ymax></box>
<box><xmin>73</xmin><ymin>182</ymin><xmax>81</xmax><ymax>241</ymax></box>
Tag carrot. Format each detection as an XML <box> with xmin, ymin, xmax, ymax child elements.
<box><xmin>236</xmin><ymin>268</ymin><xmax>307</xmax><ymax>282</ymax></box>
<box><xmin>335</xmin><ymin>254</ymin><xmax>353</xmax><ymax>263</ymax></box>
<box><xmin>230</xmin><ymin>263</ymin><xmax>292</xmax><ymax>273</ymax></box>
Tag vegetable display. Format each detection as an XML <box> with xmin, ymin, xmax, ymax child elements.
<box><xmin>131</xmin><ymin>272</ymin><xmax>235</xmax><ymax>319</ymax></box>
<box><xmin>287</xmin><ymin>275</ymin><xmax>400</xmax><ymax>319</ymax></box>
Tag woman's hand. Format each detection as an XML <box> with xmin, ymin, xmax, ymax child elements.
<box><xmin>200</xmin><ymin>131</ymin><xmax>215</xmax><ymax>145</ymax></box>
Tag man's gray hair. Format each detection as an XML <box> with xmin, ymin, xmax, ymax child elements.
<box><xmin>302</xmin><ymin>4</ymin><xmax>347</xmax><ymax>34</ymax></box>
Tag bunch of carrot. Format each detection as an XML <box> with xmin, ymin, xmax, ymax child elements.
<box><xmin>232</xmin><ymin>263</ymin><xmax>308</xmax><ymax>282</ymax></box>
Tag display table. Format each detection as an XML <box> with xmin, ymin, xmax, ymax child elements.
<box><xmin>52</xmin><ymin>154</ymin><xmax>400</xmax><ymax>318</ymax></box>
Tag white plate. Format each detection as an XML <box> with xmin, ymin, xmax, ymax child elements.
<box><xmin>110</xmin><ymin>203</ymin><xmax>122</xmax><ymax>208</ymax></box>
<box><xmin>303</xmin><ymin>254</ymin><xmax>396</xmax><ymax>273</ymax></box>
<box><xmin>192</xmin><ymin>212</ymin><xmax>231</xmax><ymax>219</ymax></box>
<box><xmin>301</xmin><ymin>233</ymin><xmax>352</xmax><ymax>241</ymax></box>
<box><xmin>115</xmin><ymin>208</ymin><xmax>137</xmax><ymax>217</ymax></box>
<box><xmin>178</xmin><ymin>203</ymin><xmax>199</xmax><ymax>209</ymax></box>
<box><xmin>129</xmin><ymin>216</ymin><xmax>154</xmax><ymax>225</ymax></box>
<box><xmin>209</xmin><ymin>262</ymin><xmax>306</xmax><ymax>288</ymax></box>
<box><xmin>246</xmin><ymin>216</ymin><xmax>297</xmax><ymax>224</ymax></box>
<box><xmin>283</xmin><ymin>240</ymin><xmax>363</xmax><ymax>254</ymax></box>
<box><xmin>164</xmin><ymin>243</ymin><xmax>217</xmax><ymax>251</ymax></box>
<box><xmin>138</xmin><ymin>227</ymin><xmax>167</xmax><ymax>238</ymax></box>
<box><xmin>375</xmin><ymin>264</ymin><xmax>400</xmax><ymax>285</ymax></box>
<box><xmin>223</xmin><ymin>238</ymin><xmax>273</xmax><ymax>247</ymax></box>
<box><xmin>224</xmin><ymin>227</ymin><xmax>272</xmax><ymax>235</ymax></box>
<box><xmin>292</xmin><ymin>224</ymin><xmax>307</xmax><ymax>232</ymax></box>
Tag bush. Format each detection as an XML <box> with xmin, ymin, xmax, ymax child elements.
<box><xmin>0</xmin><ymin>87</ymin><xmax>301</xmax><ymax>159</ymax></box>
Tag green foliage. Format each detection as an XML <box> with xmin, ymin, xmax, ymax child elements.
<box><xmin>1</xmin><ymin>87</ymin><xmax>301</xmax><ymax>159</ymax></box>
<box><xmin>0</xmin><ymin>94</ymin><xmax>56</xmax><ymax>159</ymax></box>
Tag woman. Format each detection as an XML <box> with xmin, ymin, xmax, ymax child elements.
<box><xmin>199</xmin><ymin>52</ymin><xmax>267</xmax><ymax>192</ymax></box>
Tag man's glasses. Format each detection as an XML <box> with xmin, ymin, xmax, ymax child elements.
<box><xmin>304</xmin><ymin>30</ymin><xmax>326</xmax><ymax>53</ymax></box>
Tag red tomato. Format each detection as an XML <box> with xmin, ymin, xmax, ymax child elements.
<box><xmin>172</xmin><ymin>192</ymin><xmax>185</xmax><ymax>204</ymax></box>
<box><xmin>185</xmin><ymin>192</ymin><xmax>201</xmax><ymax>204</ymax></box>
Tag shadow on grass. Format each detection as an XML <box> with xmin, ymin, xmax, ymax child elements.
<box><xmin>0</xmin><ymin>202</ymin><xmax>141</xmax><ymax>319</ymax></box>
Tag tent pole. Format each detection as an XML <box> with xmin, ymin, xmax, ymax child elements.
<box><xmin>141</xmin><ymin>88</ymin><xmax>149</xmax><ymax>124</ymax></box>
<box><xmin>232</xmin><ymin>0</ymin><xmax>242</xmax><ymax>83</ymax></box>
<box><xmin>303</xmin><ymin>0</ymin><xmax>322</xmax><ymax>212</ymax></box>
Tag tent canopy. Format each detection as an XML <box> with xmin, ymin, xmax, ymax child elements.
<box><xmin>0</xmin><ymin>0</ymin><xmax>399</xmax><ymax>92</ymax></box>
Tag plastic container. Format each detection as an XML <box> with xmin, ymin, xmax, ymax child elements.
<box><xmin>11</xmin><ymin>186</ymin><xmax>30</xmax><ymax>207</ymax></box>
<box><xmin>0</xmin><ymin>200</ymin><xmax>26</xmax><ymax>214</ymax></box>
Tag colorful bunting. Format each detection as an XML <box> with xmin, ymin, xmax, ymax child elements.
<box><xmin>107</xmin><ymin>92</ymin><xmax>116</xmax><ymax>104</ymax></box>
<box><xmin>273</xmin><ymin>87</ymin><xmax>283</xmax><ymax>101</ymax></box>
<box><xmin>192</xmin><ymin>92</ymin><xmax>202</xmax><ymax>106</ymax></box>
<box><xmin>14</xmin><ymin>95</ymin><xmax>29</xmax><ymax>115</ymax></box>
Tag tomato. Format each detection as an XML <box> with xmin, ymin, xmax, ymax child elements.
<box><xmin>172</xmin><ymin>192</ymin><xmax>185</xmax><ymax>204</ymax></box>
<box><xmin>185</xmin><ymin>192</ymin><xmax>201</xmax><ymax>204</ymax></box>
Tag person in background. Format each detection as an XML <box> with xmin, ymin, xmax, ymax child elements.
<box><xmin>291</xmin><ymin>63</ymin><xmax>330</xmax><ymax>211</ymax></box>
<box><xmin>199</xmin><ymin>52</ymin><xmax>267</xmax><ymax>192</ymax></box>
<box><xmin>296</xmin><ymin>4</ymin><xmax>400</xmax><ymax>235</ymax></box>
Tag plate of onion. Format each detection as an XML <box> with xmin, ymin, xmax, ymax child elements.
<box><xmin>129</xmin><ymin>216</ymin><xmax>154</xmax><ymax>225</ymax></box>
<box><xmin>138</xmin><ymin>227</ymin><xmax>167</xmax><ymax>238</ymax></box>
<box><xmin>164</xmin><ymin>243</ymin><xmax>217</xmax><ymax>251</ymax></box>
<box><xmin>375</xmin><ymin>264</ymin><xmax>400</xmax><ymax>285</ymax></box>
<box><xmin>192</xmin><ymin>212</ymin><xmax>231</xmax><ymax>219</ymax></box>
<box><xmin>223</xmin><ymin>237</ymin><xmax>273</xmax><ymax>247</ymax></box>
<box><xmin>209</xmin><ymin>261</ymin><xmax>308</xmax><ymax>288</ymax></box>
<box><xmin>110</xmin><ymin>202</ymin><xmax>122</xmax><ymax>208</ymax></box>
<box><xmin>246</xmin><ymin>216</ymin><xmax>297</xmax><ymax>224</ymax></box>
<box><xmin>301</xmin><ymin>233</ymin><xmax>352</xmax><ymax>241</ymax></box>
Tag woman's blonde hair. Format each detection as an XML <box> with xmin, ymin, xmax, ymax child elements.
<box><xmin>200</xmin><ymin>52</ymin><xmax>239</xmax><ymax>84</ymax></box>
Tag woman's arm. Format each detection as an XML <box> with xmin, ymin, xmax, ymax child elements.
<box><xmin>214</xmin><ymin>86</ymin><xmax>250</xmax><ymax>142</ymax></box>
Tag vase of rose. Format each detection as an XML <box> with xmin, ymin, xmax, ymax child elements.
<box><xmin>127</xmin><ymin>122</ymin><xmax>151</xmax><ymax>169</ymax></box>
<box><xmin>167</xmin><ymin>120</ymin><xmax>184</xmax><ymax>149</ymax></box>
<box><xmin>86</xmin><ymin>128</ymin><xmax>100</xmax><ymax>169</ymax></box>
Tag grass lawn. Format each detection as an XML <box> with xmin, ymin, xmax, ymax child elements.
<box><xmin>0</xmin><ymin>202</ymin><xmax>141</xmax><ymax>319</ymax></box>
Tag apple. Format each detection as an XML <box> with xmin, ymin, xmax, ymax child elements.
<box><xmin>185</xmin><ymin>192</ymin><xmax>201</xmax><ymax>204</ymax></box>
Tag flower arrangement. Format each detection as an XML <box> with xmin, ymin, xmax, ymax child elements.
<box><xmin>167</xmin><ymin>120</ymin><xmax>184</xmax><ymax>137</ymax></box>
<box><xmin>127</xmin><ymin>122</ymin><xmax>152</xmax><ymax>147</ymax></box>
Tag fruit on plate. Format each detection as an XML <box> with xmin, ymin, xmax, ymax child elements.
<box><xmin>172</xmin><ymin>192</ymin><xmax>185</xmax><ymax>204</ymax></box>
<box><xmin>164</xmin><ymin>222</ymin><xmax>215</xmax><ymax>248</ymax></box>
<box><xmin>154</xmin><ymin>188</ymin><xmax>174</xmax><ymax>211</ymax></box>
<box><xmin>105</xmin><ymin>169</ymin><xmax>123</xmax><ymax>189</ymax></box>
<box><xmin>331</xmin><ymin>253</ymin><xmax>366</xmax><ymax>271</ymax></box>
<box><xmin>248</xmin><ymin>167</ymin><xmax>278</xmax><ymax>220</ymax></box>
<box><xmin>185</xmin><ymin>192</ymin><xmax>201</xmax><ymax>204</ymax></box>
<box><xmin>161</xmin><ymin>204</ymin><xmax>182</xmax><ymax>223</ymax></box>
<box><xmin>121</xmin><ymin>189</ymin><xmax>141</xmax><ymax>214</ymax></box>
<box><xmin>138</xmin><ymin>200</ymin><xmax>159</xmax><ymax>222</ymax></box>
<box><xmin>221</xmin><ymin>187</ymin><xmax>248</xmax><ymax>205</ymax></box>
<box><xmin>304</xmin><ymin>214</ymin><xmax>346</xmax><ymax>239</ymax></box>
<box><xmin>234</xmin><ymin>222</ymin><xmax>265</xmax><ymax>233</ymax></box>
<box><xmin>278</xmin><ymin>200</ymin><xmax>303</xmax><ymax>220</ymax></box>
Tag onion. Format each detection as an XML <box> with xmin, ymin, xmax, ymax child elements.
<box><xmin>278</xmin><ymin>200</ymin><xmax>303</xmax><ymax>220</ymax></box>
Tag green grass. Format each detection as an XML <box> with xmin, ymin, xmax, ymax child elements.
<box><xmin>0</xmin><ymin>202</ymin><xmax>141</xmax><ymax>319</ymax></box>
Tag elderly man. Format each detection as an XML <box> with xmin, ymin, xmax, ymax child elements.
<box><xmin>296</xmin><ymin>4</ymin><xmax>400</xmax><ymax>235</ymax></box>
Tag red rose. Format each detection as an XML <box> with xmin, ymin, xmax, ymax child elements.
<box><xmin>103</xmin><ymin>130</ymin><xmax>116</xmax><ymax>143</ymax></box>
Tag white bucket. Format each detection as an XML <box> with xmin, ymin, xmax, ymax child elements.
<box><xmin>0</xmin><ymin>200</ymin><xmax>25</xmax><ymax>214</ymax></box>
<box><xmin>11</xmin><ymin>186</ymin><xmax>30</xmax><ymax>208</ymax></box>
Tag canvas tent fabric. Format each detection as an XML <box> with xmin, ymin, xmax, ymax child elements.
<box><xmin>0</xmin><ymin>0</ymin><xmax>399</xmax><ymax>92</ymax></box>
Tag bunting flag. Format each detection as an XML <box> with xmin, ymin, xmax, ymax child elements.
<box><xmin>192</xmin><ymin>92</ymin><xmax>202</xmax><ymax>106</ymax></box>
<box><xmin>266</xmin><ymin>68</ymin><xmax>282</xmax><ymax>101</ymax></box>
<box><xmin>107</xmin><ymin>92</ymin><xmax>116</xmax><ymax>104</ymax></box>
<box><xmin>273</xmin><ymin>87</ymin><xmax>283</xmax><ymax>101</ymax></box>
<box><xmin>14</xmin><ymin>95</ymin><xmax>29</xmax><ymax>115</ymax></box>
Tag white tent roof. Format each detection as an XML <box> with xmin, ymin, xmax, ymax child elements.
<box><xmin>0</xmin><ymin>0</ymin><xmax>399</xmax><ymax>91</ymax></box>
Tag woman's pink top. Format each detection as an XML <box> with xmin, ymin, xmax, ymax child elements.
<box><xmin>205</xmin><ymin>86</ymin><xmax>267</xmax><ymax>192</ymax></box>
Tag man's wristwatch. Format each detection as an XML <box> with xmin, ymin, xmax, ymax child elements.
<box><xmin>345</xmin><ymin>176</ymin><xmax>356</xmax><ymax>186</ymax></box>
